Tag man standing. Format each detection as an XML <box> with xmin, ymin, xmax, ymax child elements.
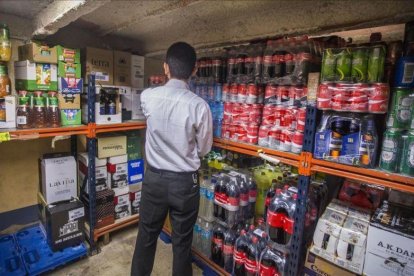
<box><xmin>131</xmin><ymin>42</ymin><xmax>213</xmax><ymax>276</ymax></box>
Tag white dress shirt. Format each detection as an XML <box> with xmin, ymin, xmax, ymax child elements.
<box><xmin>141</xmin><ymin>79</ymin><xmax>213</xmax><ymax>172</ymax></box>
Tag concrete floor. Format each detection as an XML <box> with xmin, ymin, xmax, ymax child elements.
<box><xmin>48</xmin><ymin>225</ymin><xmax>203</xmax><ymax>276</ymax></box>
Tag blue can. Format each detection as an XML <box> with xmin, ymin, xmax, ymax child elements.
<box><xmin>214</xmin><ymin>83</ymin><xmax>222</xmax><ymax>102</ymax></box>
<box><xmin>394</xmin><ymin>56</ymin><xmax>414</xmax><ymax>87</ymax></box>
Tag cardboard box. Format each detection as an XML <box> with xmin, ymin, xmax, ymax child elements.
<box><xmin>15</xmin><ymin>61</ymin><xmax>57</xmax><ymax>91</ymax></box>
<box><xmin>77</xmin><ymin>152</ymin><xmax>108</xmax><ymax>195</ymax></box>
<box><xmin>97</xmin><ymin>134</ymin><xmax>127</xmax><ymax>158</ymax></box>
<box><xmin>58</xmin><ymin>77</ymin><xmax>83</xmax><ymax>94</ymax></box>
<box><xmin>364</xmin><ymin>203</ymin><xmax>414</xmax><ymax>276</ymax></box>
<box><xmin>114</xmin><ymin>51</ymin><xmax>131</xmax><ymax>86</ymax></box>
<box><xmin>127</xmin><ymin>131</ymin><xmax>143</xmax><ymax>161</ymax></box>
<box><xmin>114</xmin><ymin>193</ymin><xmax>131</xmax><ymax>221</ymax></box>
<box><xmin>82</xmin><ymin>47</ymin><xmax>113</xmax><ymax>85</ymax></box>
<box><xmin>41</xmin><ymin>155</ymin><xmax>77</xmax><ymax>204</ymax></box>
<box><xmin>108</xmin><ymin>155</ymin><xmax>128</xmax><ymax>196</ymax></box>
<box><xmin>304</xmin><ymin>249</ymin><xmax>357</xmax><ymax>276</ymax></box>
<box><xmin>335</xmin><ymin>217</ymin><xmax>368</xmax><ymax>274</ymax></box>
<box><xmin>121</xmin><ymin>89</ymin><xmax>145</xmax><ymax>120</ymax></box>
<box><xmin>60</xmin><ymin>109</ymin><xmax>81</xmax><ymax>126</ymax></box>
<box><xmin>81</xmin><ymin>189</ymin><xmax>114</xmax><ymax>229</ymax></box>
<box><xmin>128</xmin><ymin>159</ymin><xmax>144</xmax><ymax>185</ymax></box>
<box><xmin>0</xmin><ymin>96</ymin><xmax>16</xmax><ymax>129</ymax></box>
<box><xmin>38</xmin><ymin>192</ymin><xmax>85</xmax><ymax>251</ymax></box>
<box><xmin>131</xmin><ymin>55</ymin><xmax>145</xmax><ymax>89</ymax></box>
<box><xmin>58</xmin><ymin>61</ymin><xmax>81</xmax><ymax>78</ymax></box>
<box><xmin>130</xmin><ymin>190</ymin><xmax>141</xmax><ymax>215</ymax></box>
<box><xmin>58</xmin><ymin>93</ymin><xmax>81</xmax><ymax>109</ymax></box>
<box><xmin>18</xmin><ymin>43</ymin><xmax>57</xmax><ymax>63</ymax></box>
<box><xmin>57</xmin><ymin>45</ymin><xmax>81</xmax><ymax>63</ymax></box>
<box><xmin>81</xmin><ymin>86</ymin><xmax>124</xmax><ymax>125</ymax></box>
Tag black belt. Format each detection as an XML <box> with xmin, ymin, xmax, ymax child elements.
<box><xmin>148</xmin><ymin>165</ymin><xmax>197</xmax><ymax>176</ymax></box>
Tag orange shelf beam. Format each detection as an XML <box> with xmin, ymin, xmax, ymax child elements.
<box><xmin>95</xmin><ymin>121</ymin><xmax>147</xmax><ymax>134</ymax></box>
<box><xmin>213</xmin><ymin>138</ymin><xmax>300</xmax><ymax>167</ymax></box>
<box><xmin>6</xmin><ymin>125</ymin><xmax>88</xmax><ymax>140</ymax></box>
<box><xmin>94</xmin><ymin>214</ymin><xmax>139</xmax><ymax>241</ymax></box>
<box><xmin>311</xmin><ymin>159</ymin><xmax>414</xmax><ymax>193</ymax></box>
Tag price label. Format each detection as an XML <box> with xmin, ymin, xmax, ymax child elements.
<box><xmin>0</xmin><ymin>132</ymin><xmax>10</xmax><ymax>142</ymax></box>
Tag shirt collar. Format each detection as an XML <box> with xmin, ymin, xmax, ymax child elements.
<box><xmin>165</xmin><ymin>79</ymin><xmax>190</xmax><ymax>90</ymax></box>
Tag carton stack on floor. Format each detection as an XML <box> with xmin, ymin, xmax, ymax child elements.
<box><xmin>57</xmin><ymin>45</ymin><xmax>83</xmax><ymax>126</ymax></box>
<box><xmin>79</xmin><ymin>132</ymin><xmax>144</xmax><ymax>228</ymax></box>
<box><xmin>38</xmin><ymin>153</ymin><xmax>85</xmax><ymax>251</ymax></box>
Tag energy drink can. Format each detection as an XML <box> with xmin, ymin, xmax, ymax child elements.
<box><xmin>379</xmin><ymin>128</ymin><xmax>403</xmax><ymax>172</ymax></box>
<box><xmin>367</xmin><ymin>45</ymin><xmax>386</xmax><ymax>83</ymax></box>
<box><xmin>351</xmin><ymin>47</ymin><xmax>369</xmax><ymax>83</ymax></box>
<box><xmin>335</xmin><ymin>48</ymin><xmax>352</xmax><ymax>82</ymax></box>
<box><xmin>321</xmin><ymin>49</ymin><xmax>337</xmax><ymax>82</ymax></box>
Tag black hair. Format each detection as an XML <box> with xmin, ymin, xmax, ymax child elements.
<box><xmin>166</xmin><ymin>42</ymin><xmax>196</xmax><ymax>80</ymax></box>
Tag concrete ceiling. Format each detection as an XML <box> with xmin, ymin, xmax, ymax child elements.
<box><xmin>1</xmin><ymin>0</ymin><xmax>414</xmax><ymax>56</ymax></box>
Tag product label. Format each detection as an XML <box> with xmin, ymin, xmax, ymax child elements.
<box><xmin>68</xmin><ymin>207</ymin><xmax>85</xmax><ymax>221</ymax></box>
<box><xmin>402</xmin><ymin>62</ymin><xmax>414</xmax><ymax>84</ymax></box>
<box><xmin>234</xmin><ymin>249</ymin><xmax>246</xmax><ymax>264</ymax></box>
<box><xmin>397</xmin><ymin>96</ymin><xmax>413</xmax><ymax>122</ymax></box>
<box><xmin>213</xmin><ymin>238</ymin><xmax>223</xmax><ymax>248</ymax></box>
<box><xmin>16</xmin><ymin>116</ymin><xmax>27</xmax><ymax>124</ymax></box>
<box><xmin>245</xmin><ymin>258</ymin><xmax>258</xmax><ymax>274</ymax></box>
<box><xmin>59</xmin><ymin>221</ymin><xmax>79</xmax><ymax>237</ymax></box>
<box><xmin>93</xmin><ymin>71</ymin><xmax>109</xmax><ymax>81</ymax></box>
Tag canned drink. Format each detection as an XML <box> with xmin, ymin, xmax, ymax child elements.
<box><xmin>317</xmin><ymin>97</ymin><xmax>331</xmax><ymax>110</ymax></box>
<box><xmin>394</xmin><ymin>56</ymin><xmax>414</xmax><ymax>87</ymax></box>
<box><xmin>222</xmin><ymin>83</ymin><xmax>230</xmax><ymax>102</ymax></box>
<box><xmin>297</xmin><ymin>107</ymin><xmax>306</xmax><ymax>132</ymax></box>
<box><xmin>277</xmin><ymin>86</ymin><xmax>290</xmax><ymax>105</ymax></box>
<box><xmin>229</xmin><ymin>124</ymin><xmax>238</xmax><ymax>141</ymax></box>
<box><xmin>223</xmin><ymin>102</ymin><xmax>233</xmax><ymax>123</ymax></box>
<box><xmin>246</xmin><ymin>124</ymin><xmax>259</xmax><ymax>144</ymax></box>
<box><xmin>274</xmin><ymin>105</ymin><xmax>287</xmax><ymax>127</ymax></box>
<box><xmin>262</xmin><ymin>104</ymin><xmax>275</xmax><ymax>126</ymax></box>
<box><xmin>351</xmin><ymin>47</ymin><xmax>369</xmax><ymax>83</ymax></box>
<box><xmin>232</xmin><ymin>103</ymin><xmax>243</xmax><ymax>124</ymax></box>
<box><xmin>335</xmin><ymin>48</ymin><xmax>352</xmax><ymax>81</ymax></box>
<box><xmin>249</xmin><ymin>104</ymin><xmax>262</xmax><ymax>124</ymax></box>
<box><xmin>367</xmin><ymin>45</ymin><xmax>386</xmax><ymax>83</ymax></box>
<box><xmin>291</xmin><ymin>131</ymin><xmax>304</xmax><ymax>153</ymax></box>
<box><xmin>410</xmin><ymin>103</ymin><xmax>414</xmax><ymax>129</ymax></box>
<box><xmin>285</xmin><ymin>106</ymin><xmax>298</xmax><ymax>130</ymax></box>
<box><xmin>230</xmin><ymin>83</ymin><xmax>238</xmax><ymax>103</ymax></box>
<box><xmin>221</xmin><ymin>123</ymin><xmax>229</xmax><ymax>139</ymax></box>
<box><xmin>386</xmin><ymin>88</ymin><xmax>414</xmax><ymax>128</ymax></box>
<box><xmin>258</xmin><ymin>125</ymin><xmax>271</xmax><ymax>147</ymax></box>
<box><xmin>237</xmin><ymin>124</ymin><xmax>248</xmax><ymax>143</ymax></box>
<box><xmin>399</xmin><ymin>131</ymin><xmax>414</xmax><ymax>176</ymax></box>
<box><xmin>379</xmin><ymin>128</ymin><xmax>403</xmax><ymax>172</ymax></box>
<box><xmin>368</xmin><ymin>83</ymin><xmax>389</xmax><ymax>113</ymax></box>
<box><xmin>246</xmin><ymin>83</ymin><xmax>258</xmax><ymax>104</ymax></box>
<box><xmin>269</xmin><ymin>127</ymin><xmax>282</xmax><ymax>150</ymax></box>
<box><xmin>321</xmin><ymin>49</ymin><xmax>337</xmax><ymax>82</ymax></box>
<box><xmin>238</xmin><ymin>83</ymin><xmax>247</xmax><ymax>103</ymax></box>
<box><xmin>214</xmin><ymin>83</ymin><xmax>222</xmax><ymax>102</ymax></box>
<box><xmin>280</xmin><ymin>129</ymin><xmax>293</xmax><ymax>152</ymax></box>
<box><xmin>239</xmin><ymin>103</ymin><xmax>251</xmax><ymax>123</ymax></box>
<box><xmin>265</xmin><ymin>84</ymin><xmax>277</xmax><ymax>104</ymax></box>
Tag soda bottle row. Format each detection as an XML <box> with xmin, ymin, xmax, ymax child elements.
<box><xmin>262</xmin><ymin>37</ymin><xmax>321</xmax><ymax>85</ymax></box>
<box><xmin>222</xmin><ymin>83</ymin><xmax>264</xmax><ymax>104</ymax></box>
<box><xmin>193</xmin><ymin>217</ymin><xmax>213</xmax><ymax>258</ymax></box>
<box><xmin>313</xmin><ymin>112</ymin><xmax>379</xmax><ymax>168</ymax></box>
<box><xmin>264</xmin><ymin>84</ymin><xmax>307</xmax><ymax>107</ymax></box>
<box><xmin>316</xmin><ymin>82</ymin><xmax>389</xmax><ymax>113</ymax></box>
<box><xmin>16</xmin><ymin>90</ymin><xmax>60</xmax><ymax>129</ymax></box>
<box><xmin>213</xmin><ymin>172</ymin><xmax>257</xmax><ymax>227</ymax></box>
<box><xmin>194</xmin><ymin>81</ymin><xmax>223</xmax><ymax>102</ymax></box>
<box><xmin>196</xmin><ymin>57</ymin><xmax>227</xmax><ymax>83</ymax></box>
<box><xmin>226</xmin><ymin>44</ymin><xmax>265</xmax><ymax>84</ymax></box>
<box><xmin>320</xmin><ymin>45</ymin><xmax>386</xmax><ymax>83</ymax></box>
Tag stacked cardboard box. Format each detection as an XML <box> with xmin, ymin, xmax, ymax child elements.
<box><xmin>56</xmin><ymin>46</ymin><xmax>82</xmax><ymax>126</ymax></box>
<box><xmin>38</xmin><ymin>154</ymin><xmax>85</xmax><ymax>251</ymax></box>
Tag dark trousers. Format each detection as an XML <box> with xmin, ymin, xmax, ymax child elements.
<box><xmin>131</xmin><ymin>167</ymin><xmax>199</xmax><ymax>276</ymax></box>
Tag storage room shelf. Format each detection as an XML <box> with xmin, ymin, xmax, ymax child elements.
<box><xmin>311</xmin><ymin>159</ymin><xmax>414</xmax><ymax>193</ymax></box>
<box><xmin>93</xmin><ymin>214</ymin><xmax>139</xmax><ymax>242</ymax></box>
<box><xmin>213</xmin><ymin>138</ymin><xmax>300</xmax><ymax>167</ymax></box>
<box><xmin>95</xmin><ymin>121</ymin><xmax>147</xmax><ymax>134</ymax></box>
<box><xmin>162</xmin><ymin>227</ymin><xmax>230</xmax><ymax>276</ymax></box>
<box><xmin>4</xmin><ymin>125</ymin><xmax>89</xmax><ymax>140</ymax></box>
<box><xmin>213</xmin><ymin>138</ymin><xmax>414</xmax><ymax>192</ymax></box>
